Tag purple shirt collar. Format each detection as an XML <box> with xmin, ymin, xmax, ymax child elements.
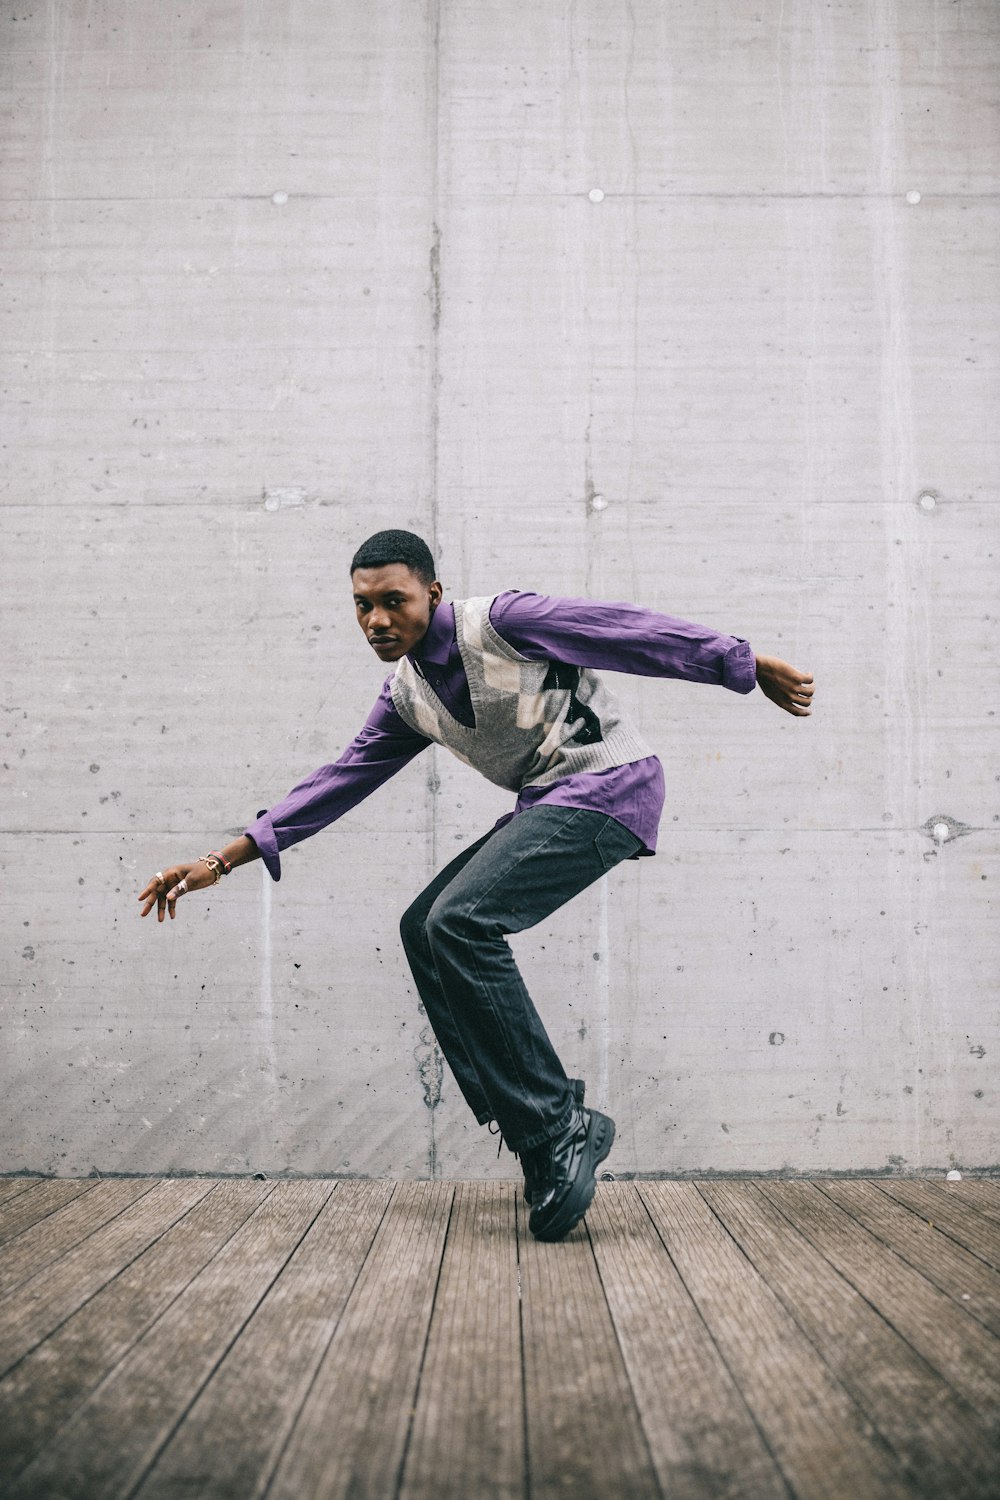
<box><xmin>409</xmin><ymin>599</ymin><xmax>456</xmax><ymax>668</ymax></box>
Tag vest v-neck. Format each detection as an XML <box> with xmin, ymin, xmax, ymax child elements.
<box><xmin>408</xmin><ymin>601</ymin><xmax>476</xmax><ymax>729</ymax></box>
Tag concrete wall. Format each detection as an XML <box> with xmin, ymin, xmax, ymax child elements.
<box><xmin>2</xmin><ymin>0</ymin><xmax>997</xmax><ymax>1178</ymax></box>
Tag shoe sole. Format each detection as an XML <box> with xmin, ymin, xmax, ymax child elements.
<box><xmin>529</xmin><ymin>1110</ymin><xmax>615</xmax><ymax>1242</ymax></box>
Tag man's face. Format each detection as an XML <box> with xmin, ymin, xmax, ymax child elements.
<box><xmin>352</xmin><ymin>563</ymin><xmax>443</xmax><ymax>663</ymax></box>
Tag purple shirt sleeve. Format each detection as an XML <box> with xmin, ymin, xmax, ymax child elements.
<box><xmin>245</xmin><ymin>679</ymin><xmax>430</xmax><ymax>881</ymax></box>
<box><xmin>489</xmin><ymin>590</ymin><xmax>756</xmax><ymax>693</ymax></box>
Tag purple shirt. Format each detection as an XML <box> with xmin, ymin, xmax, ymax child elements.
<box><xmin>247</xmin><ymin>591</ymin><xmax>755</xmax><ymax>880</ymax></box>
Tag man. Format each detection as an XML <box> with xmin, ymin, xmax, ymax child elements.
<box><xmin>140</xmin><ymin>529</ymin><xmax>814</xmax><ymax>1241</ymax></box>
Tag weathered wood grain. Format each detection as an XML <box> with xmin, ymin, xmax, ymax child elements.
<box><xmin>965</xmin><ymin>1182</ymin><xmax>1000</xmax><ymax>1218</ymax></box>
<box><xmin>942</xmin><ymin>1179</ymin><xmax>1000</xmax><ymax>1228</ymax></box>
<box><xmin>265</xmin><ymin>1181</ymin><xmax>454</xmax><ymax>1500</ymax></box>
<box><xmin>587</xmin><ymin>1180</ymin><xmax>788</xmax><ymax>1499</ymax></box>
<box><xmin>1</xmin><ymin>1177</ymin><xmax>998</xmax><ymax>1499</ymax></box>
<box><xmin>818</xmin><ymin>1179</ymin><xmax>1000</xmax><ymax>1336</ymax></box>
<box><xmin>0</xmin><ymin>1178</ymin><xmax>263</xmax><ymax>1489</ymax></box>
<box><xmin>704</xmin><ymin>1179</ymin><xmax>999</xmax><ymax>1499</ymax></box>
<box><xmin>0</xmin><ymin>1179</ymin><xmax>94</xmax><ymax>1247</ymax></box>
<box><xmin>6</xmin><ymin>1180</ymin><xmax>330</xmax><ymax>1500</ymax></box>
<box><xmin>0</xmin><ymin>1179</ymin><xmax>208</xmax><ymax>1376</ymax></box>
<box><xmin>640</xmin><ymin>1182</ymin><xmax>915</xmax><ymax>1500</ymax></box>
<box><xmin>0</xmin><ymin>1178</ymin><xmax>155</xmax><ymax>1299</ymax></box>
<box><xmin>0</xmin><ymin>1181</ymin><xmax>43</xmax><ymax>1208</ymax></box>
<box><xmin>399</xmin><ymin>1181</ymin><xmax>524</xmax><ymax>1500</ymax></box>
<box><xmin>133</xmin><ymin>1180</ymin><xmax>393</xmax><ymax>1500</ymax></box>
<box><xmin>875</xmin><ymin>1180</ymin><xmax>1000</xmax><ymax>1269</ymax></box>
<box><xmin>759</xmin><ymin>1180</ymin><xmax>1000</xmax><ymax>1425</ymax></box>
<box><xmin>518</xmin><ymin>1189</ymin><xmax>661</xmax><ymax>1499</ymax></box>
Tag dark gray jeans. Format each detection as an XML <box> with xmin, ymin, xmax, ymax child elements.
<box><xmin>399</xmin><ymin>804</ymin><xmax>642</xmax><ymax>1151</ymax></box>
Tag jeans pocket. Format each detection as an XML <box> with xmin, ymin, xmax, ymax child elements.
<box><xmin>594</xmin><ymin>817</ymin><xmax>643</xmax><ymax>873</ymax></box>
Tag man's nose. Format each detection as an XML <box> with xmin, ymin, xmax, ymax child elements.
<box><xmin>369</xmin><ymin>608</ymin><xmax>390</xmax><ymax>632</ymax></box>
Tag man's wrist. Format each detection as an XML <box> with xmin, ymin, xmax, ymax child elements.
<box><xmin>220</xmin><ymin>835</ymin><xmax>260</xmax><ymax>869</ymax></box>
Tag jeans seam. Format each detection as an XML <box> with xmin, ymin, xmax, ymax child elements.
<box><xmin>594</xmin><ymin>817</ymin><xmax>642</xmax><ymax>872</ymax></box>
<box><xmin>417</xmin><ymin>925</ymin><xmax>493</xmax><ymax>1121</ymax></box>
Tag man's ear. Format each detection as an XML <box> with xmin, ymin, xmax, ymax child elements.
<box><xmin>429</xmin><ymin>580</ymin><xmax>444</xmax><ymax>608</ymax></box>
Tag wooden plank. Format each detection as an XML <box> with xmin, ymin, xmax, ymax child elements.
<box><xmin>0</xmin><ymin>1178</ymin><xmax>155</xmax><ymax>1299</ymax></box>
<box><xmin>639</xmin><ymin>1182</ymin><xmax>916</xmax><ymax>1500</ymax></box>
<box><xmin>518</xmin><ymin>1190</ymin><xmax>661</xmax><ymax>1499</ymax></box>
<box><xmin>0</xmin><ymin>1180</ymin><xmax>47</xmax><ymax>1209</ymax></box>
<box><xmin>266</xmin><ymin>1181</ymin><xmax>453</xmax><ymax>1500</ymax></box>
<box><xmin>876</xmin><ymin>1180</ymin><xmax>1000</xmax><ymax>1269</ymax></box>
<box><xmin>133</xmin><ymin>1180</ymin><xmax>393</xmax><ymax>1500</ymax></box>
<box><xmin>587</xmin><ymin>1182</ymin><xmax>788</xmax><ymax>1500</ymax></box>
<box><xmin>703</xmin><ymin>1180</ymin><xmax>999</xmax><ymax>1500</ymax></box>
<box><xmin>6</xmin><ymin>1180</ymin><xmax>331</xmax><ymax>1500</ymax></box>
<box><xmin>950</xmin><ymin>1180</ymin><xmax>1000</xmax><ymax>1228</ymax></box>
<box><xmin>0</xmin><ymin>1178</ymin><xmax>263</xmax><ymax>1490</ymax></box>
<box><xmin>0</xmin><ymin>1180</ymin><xmax>94</xmax><ymax>1247</ymax></box>
<box><xmin>0</xmin><ymin>1179</ymin><xmax>208</xmax><ymax>1376</ymax></box>
<box><xmin>760</xmin><ymin>1181</ymin><xmax>1000</xmax><ymax>1425</ymax></box>
<box><xmin>818</xmin><ymin>1179</ymin><xmax>1000</xmax><ymax>1336</ymax></box>
<box><xmin>399</xmin><ymin>1181</ymin><xmax>524</xmax><ymax>1500</ymax></box>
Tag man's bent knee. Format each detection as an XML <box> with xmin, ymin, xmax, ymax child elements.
<box><xmin>399</xmin><ymin>900</ymin><xmax>429</xmax><ymax>955</ymax></box>
<box><xmin>425</xmin><ymin>890</ymin><xmax>498</xmax><ymax>953</ymax></box>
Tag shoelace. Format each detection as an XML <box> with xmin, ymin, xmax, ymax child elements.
<box><xmin>488</xmin><ymin>1118</ymin><xmax>514</xmax><ymax>1161</ymax></box>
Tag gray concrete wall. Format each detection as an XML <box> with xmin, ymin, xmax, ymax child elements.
<box><xmin>2</xmin><ymin>0</ymin><xmax>997</xmax><ymax>1178</ymax></box>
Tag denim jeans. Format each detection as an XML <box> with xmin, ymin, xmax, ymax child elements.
<box><xmin>398</xmin><ymin>805</ymin><xmax>642</xmax><ymax>1151</ymax></box>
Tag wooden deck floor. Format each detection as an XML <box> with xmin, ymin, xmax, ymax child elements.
<box><xmin>0</xmin><ymin>1176</ymin><xmax>998</xmax><ymax>1499</ymax></box>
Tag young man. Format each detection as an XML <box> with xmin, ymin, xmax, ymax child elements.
<box><xmin>140</xmin><ymin>529</ymin><xmax>814</xmax><ymax>1241</ymax></box>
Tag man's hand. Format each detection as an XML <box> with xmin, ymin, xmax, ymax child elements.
<box><xmin>754</xmin><ymin>655</ymin><xmax>815</xmax><ymax>717</ymax></box>
<box><xmin>138</xmin><ymin>860</ymin><xmax>217</xmax><ymax>923</ymax></box>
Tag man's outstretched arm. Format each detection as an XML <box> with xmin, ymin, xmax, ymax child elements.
<box><xmin>138</xmin><ymin>681</ymin><xmax>430</xmax><ymax>924</ymax></box>
<box><xmin>489</xmin><ymin>591</ymin><xmax>814</xmax><ymax>715</ymax></box>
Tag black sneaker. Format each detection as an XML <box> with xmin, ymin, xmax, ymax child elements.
<box><xmin>527</xmin><ymin>1105</ymin><xmax>616</xmax><ymax>1243</ymax></box>
<box><xmin>521</xmin><ymin>1079</ymin><xmax>586</xmax><ymax>1206</ymax></box>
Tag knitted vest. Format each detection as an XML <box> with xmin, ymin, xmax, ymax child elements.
<box><xmin>389</xmin><ymin>596</ymin><xmax>654</xmax><ymax>793</ymax></box>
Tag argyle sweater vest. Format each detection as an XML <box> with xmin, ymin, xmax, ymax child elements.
<box><xmin>389</xmin><ymin>596</ymin><xmax>654</xmax><ymax>793</ymax></box>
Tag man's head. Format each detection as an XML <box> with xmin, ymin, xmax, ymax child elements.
<box><xmin>350</xmin><ymin>529</ymin><xmax>443</xmax><ymax>662</ymax></box>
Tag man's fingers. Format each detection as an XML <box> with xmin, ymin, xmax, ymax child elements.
<box><xmin>139</xmin><ymin>865</ymin><xmax>197</xmax><ymax>923</ymax></box>
<box><xmin>165</xmin><ymin>877</ymin><xmax>189</xmax><ymax>921</ymax></box>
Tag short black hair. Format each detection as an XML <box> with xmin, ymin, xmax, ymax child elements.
<box><xmin>350</xmin><ymin>529</ymin><xmax>437</xmax><ymax>585</ymax></box>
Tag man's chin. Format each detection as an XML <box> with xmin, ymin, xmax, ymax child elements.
<box><xmin>370</xmin><ymin>639</ymin><xmax>405</xmax><ymax>660</ymax></box>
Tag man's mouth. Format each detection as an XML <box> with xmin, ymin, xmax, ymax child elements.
<box><xmin>370</xmin><ymin>636</ymin><xmax>398</xmax><ymax>650</ymax></box>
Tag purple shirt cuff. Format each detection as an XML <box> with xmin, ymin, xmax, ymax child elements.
<box><xmin>721</xmin><ymin>639</ymin><xmax>756</xmax><ymax>694</ymax></box>
<box><xmin>246</xmin><ymin>811</ymin><xmax>281</xmax><ymax>881</ymax></box>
